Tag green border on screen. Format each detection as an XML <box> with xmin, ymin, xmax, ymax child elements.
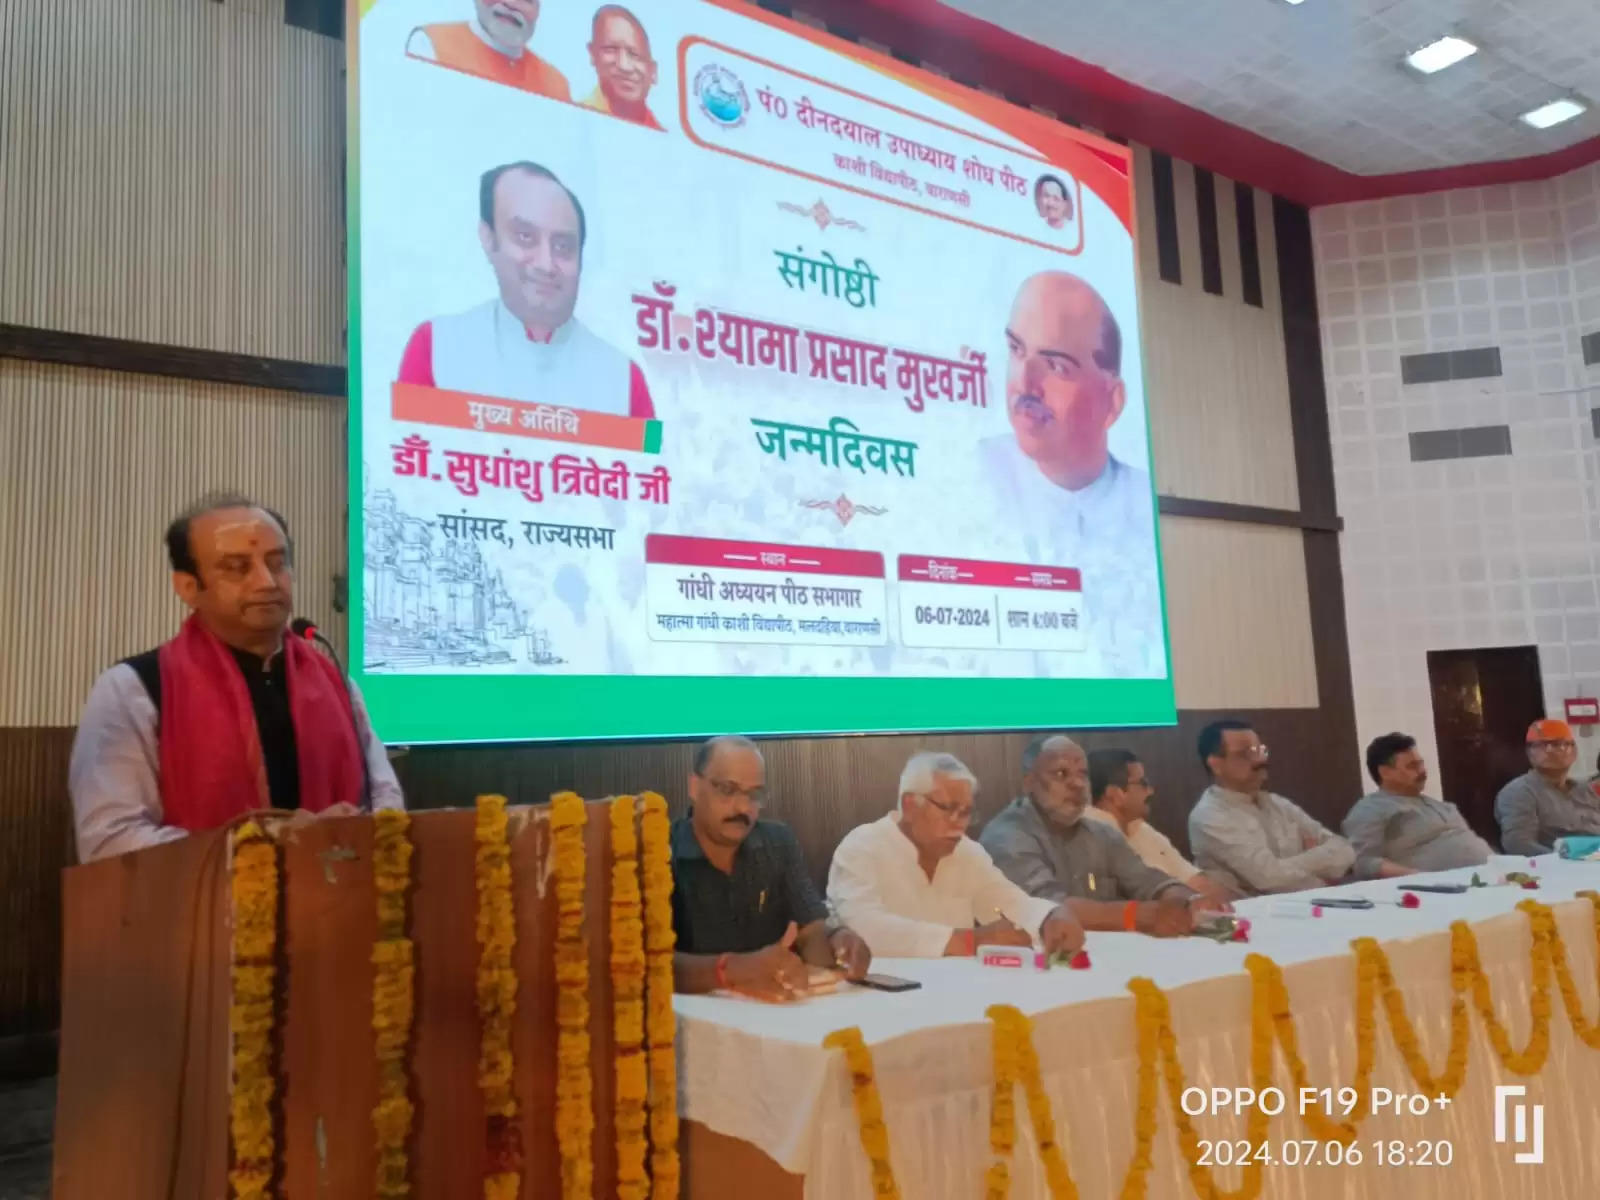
<box><xmin>355</xmin><ymin>674</ymin><xmax>1176</xmax><ymax>745</ymax></box>
<box><xmin>343</xmin><ymin>1</ymin><xmax>1178</xmax><ymax>747</ymax></box>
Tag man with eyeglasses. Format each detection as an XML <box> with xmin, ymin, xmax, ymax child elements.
<box><xmin>1495</xmin><ymin>719</ymin><xmax>1600</xmax><ymax>856</ymax></box>
<box><xmin>982</xmin><ymin>737</ymin><xmax>1211</xmax><ymax>937</ymax></box>
<box><xmin>1081</xmin><ymin>748</ymin><xmax>1238</xmax><ymax>904</ymax></box>
<box><xmin>670</xmin><ymin>735</ymin><xmax>872</xmax><ymax>1000</ymax></box>
<box><xmin>1188</xmin><ymin>719</ymin><xmax>1354</xmax><ymax>895</ymax></box>
<box><xmin>827</xmin><ymin>751</ymin><xmax>1085</xmax><ymax>958</ymax></box>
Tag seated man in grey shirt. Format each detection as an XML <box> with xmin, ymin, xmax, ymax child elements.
<box><xmin>1188</xmin><ymin>719</ymin><xmax>1354</xmax><ymax>896</ymax></box>
<box><xmin>981</xmin><ymin>734</ymin><xmax>1205</xmax><ymax>937</ymax></box>
<box><xmin>1343</xmin><ymin>733</ymin><xmax>1490</xmax><ymax>874</ymax></box>
<box><xmin>1495</xmin><ymin>719</ymin><xmax>1600</xmax><ymax>855</ymax></box>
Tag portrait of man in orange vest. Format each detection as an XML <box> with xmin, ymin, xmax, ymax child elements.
<box><xmin>580</xmin><ymin>5</ymin><xmax>664</xmax><ymax>131</ymax></box>
<box><xmin>406</xmin><ymin>0</ymin><xmax>571</xmax><ymax>102</ymax></box>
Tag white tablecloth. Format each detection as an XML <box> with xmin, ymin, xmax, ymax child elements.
<box><xmin>676</xmin><ymin>856</ymin><xmax>1600</xmax><ymax>1198</ymax></box>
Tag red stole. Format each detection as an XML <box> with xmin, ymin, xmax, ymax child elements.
<box><xmin>157</xmin><ymin>615</ymin><xmax>364</xmax><ymax>830</ymax></box>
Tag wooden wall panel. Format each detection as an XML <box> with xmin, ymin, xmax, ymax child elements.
<box><xmin>1158</xmin><ymin>517</ymin><xmax>1320</xmax><ymax>710</ymax></box>
<box><xmin>1130</xmin><ymin>146</ymin><xmax>1301</xmax><ymax>511</ymax></box>
<box><xmin>0</xmin><ymin>0</ymin><xmax>344</xmax><ymax>364</ymax></box>
<box><xmin>0</xmin><ymin>730</ymin><xmax>76</xmax><ymax>1039</ymax></box>
<box><xmin>0</xmin><ymin>360</ymin><xmax>347</xmax><ymax>726</ymax></box>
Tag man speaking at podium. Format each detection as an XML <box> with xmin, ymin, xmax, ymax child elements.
<box><xmin>69</xmin><ymin>495</ymin><xmax>404</xmax><ymax>863</ymax></box>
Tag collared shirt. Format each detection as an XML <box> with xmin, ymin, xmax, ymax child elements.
<box><xmin>980</xmin><ymin>797</ymin><xmax>1194</xmax><ymax>904</ymax></box>
<box><xmin>68</xmin><ymin>653</ymin><xmax>404</xmax><ymax>864</ymax></box>
<box><xmin>1495</xmin><ymin>770</ymin><xmax>1600</xmax><ymax>856</ymax></box>
<box><xmin>1081</xmin><ymin>805</ymin><xmax>1203</xmax><ymax>882</ymax></box>
<box><xmin>1188</xmin><ymin>785</ymin><xmax>1355</xmax><ymax>896</ymax></box>
<box><xmin>1341</xmin><ymin>788</ymin><xmax>1492</xmax><ymax>874</ymax></box>
<box><xmin>668</xmin><ymin>817</ymin><xmax>828</xmax><ymax>955</ymax></box>
<box><xmin>827</xmin><ymin>813</ymin><xmax>1059</xmax><ymax>958</ymax></box>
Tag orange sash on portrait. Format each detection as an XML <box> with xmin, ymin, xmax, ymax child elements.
<box><xmin>414</xmin><ymin>23</ymin><xmax>571</xmax><ymax>101</ymax></box>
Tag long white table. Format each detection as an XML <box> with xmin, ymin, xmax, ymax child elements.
<box><xmin>676</xmin><ymin>855</ymin><xmax>1600</xmax><ymax>1198</ymax></box>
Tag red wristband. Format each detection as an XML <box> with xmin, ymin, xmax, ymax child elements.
<box><xmin>958</xmin><ymin>929</ymin><xmax>977</xmax><ymax>956</ymax></box>
<box><xmin>1123</xmin><ymin>901</ymin><xmax>1139</xmax><ymax>932</ymax></box>
<box><xmin>714</xmin><ymin>952</ymin><xmax>732</xmax><ymax>989</ymax></box>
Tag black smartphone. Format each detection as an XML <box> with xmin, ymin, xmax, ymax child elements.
<box><xmin>1398</xmin><ymin>883</ymin><xmax>1469</xmax><ymax>894</ymax></box>
<box><xmin>1309</xmin><ymin>897</ymin><xmax>1376</xmax><ymax>909</ymax></box>
<box><xmin>851</xmin><ymin>973</ymin><xmax>922</xmax><ymax>993</ymax></box>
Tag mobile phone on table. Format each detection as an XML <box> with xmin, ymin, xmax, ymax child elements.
<box><xmin>1398</xmin><ymin>883</ymin><xmax>1468</xmax><ymax>894</ymax></box>
<box><xmin>1309</xmin><ymin>897</ymin><xmax>1375</xmax><ymax>909</ymax></box>
<box><xmin>850</xmin><ymin>973</ymin><xmax>922</xmax><ymax>993</ymax></box>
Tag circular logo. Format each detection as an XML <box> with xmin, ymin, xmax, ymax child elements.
<box><xmin>694</xmin><ymin>64</ymin><xmax>749</xmax><ymax>128</ymax></box>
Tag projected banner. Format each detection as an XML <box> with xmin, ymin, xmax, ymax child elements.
<box><xmin>350</xmin><ymin>0</ymin><xmax>1175</xmax><ymax>742</ymax></box>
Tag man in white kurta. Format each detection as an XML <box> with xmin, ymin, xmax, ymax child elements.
<box><xmin>397</xmin><ymin>160</ymin><xmax>655</xmax><ymax>418</ymax></box>
<box><xmin>827</xmin><ymin>752</ymin><xmax>1084</xmax><ymax>958</ymax></box>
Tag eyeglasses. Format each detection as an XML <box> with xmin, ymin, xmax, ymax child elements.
<box><xmin>702</xmin><ymin>776</ymin><xmax>765</xmax><ymax>804</ymax></box>
<box><xmin>1224</xmin><ymin>744</ymin><xmax>1269</xmax><ymax>761</ymax></box>
<box><xmin>918</xmin><ymin>793</ymin><xmax>974</xmax><ymax>824</ymax></box>
<box><xmin>1532</xmin><ymin>740</ymin><xmax>1576</xmax><ymax>752</ymax></box>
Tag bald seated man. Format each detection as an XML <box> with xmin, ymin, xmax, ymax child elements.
<box><xmin>668</xmin><ymin>735</ymin><xmax>871</xmax><ymax>1001</ymax></box>
<box><xmin>981</xmin><ymin>735</ymin><xmax>1217</xmax><ymax>937</ymax></box>
<box><xmin>979</xmin><ymin>270</ymin><xmax>1149</xmax><ymax>541</ymax></box>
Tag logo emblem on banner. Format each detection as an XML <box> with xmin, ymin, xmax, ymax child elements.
<box><xmin>695</xmin><ymin>64</ymin><xmax>749</xmax><ymax>127</ymax></box>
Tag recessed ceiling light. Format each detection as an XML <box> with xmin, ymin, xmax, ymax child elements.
<box><xmin>1279</xmin><ymin>0</ymin><xmax>1307</xmax><ymax>6</ymax></box>
<box><xmin>1405</xmin><ymin>35</ymin><xmax>1478</xmax><ymax>75</ymax></box>
<box><xmin>1520</xmin><ymin>98</ymin><xmax>1588</xmax><ymax>129</ymax></box>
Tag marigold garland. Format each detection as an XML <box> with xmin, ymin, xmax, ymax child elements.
<box><xmin>639</xmin><ymin>792</ymin><xmax>681</xmax><ymax>1200</ymax></box>
<box><xmin>985</xmin><ymin>1004</ymin><xmax>1020</xmax><ymax>1200</ymax></box>
<box><xmin>228</xmin><ymin>821</ymin><xmax>280</xmax><ymax>1200</ymax></box>
<box><xmin>1551</xmin><ymin>891</ymin><xmax>1600</xmax><ymax>1047</ymax></box>
<box><xmin>821</xmin><ymin>1027</ymin><xmax>901</xmax><ymax>1200</ymax></box>
<box><xmin>1114</xmin><ymin>899</ymin><xmax>1600</xmax><ymax>1199</ymax></box>
<box><xmin>611</xmin><ymin>796</ymin><xmax>650</xmax><ymax>1200</ymax></box>
<box><xmin>985</xmin><ymin>1006</ymin><xmax>1078</xmax><ymax>1200</ymax></box>
<box><xmin>372</xmin><ymin>809</ymin><xmax>416</xmax><ymax>1199</ymax></box>
<box><xmin>1243</xmin><ymin>953</ymin><xmax>1376</xmax><ymax>1142</ymax></box>
<box><xmin>1120</xmin><ymin>973</ymin><xmax>1273</xmax><ymax>1200</ymax></box>
<box><xmin>475</xmin><ymin>796</ymin><xmax>522</xmax><ymax>1200</ymax></box>
<box><xmin>551</xmin><ymin>791</ymin><xmax>594</xmax><ymax>1200</ymax></box>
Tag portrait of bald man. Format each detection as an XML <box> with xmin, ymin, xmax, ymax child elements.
<box><xmin>980</xmin><ymin>270</ymin><xmax>1149</xmax><ymax>535</ymax></box>
<box><xmin>976</xmin><ymin>269</ymin><xmax>1160</xmax><ymax>673</ymax></box>
<box><xmin>581</xmin><ymin>5</ymin><xmax>663</xmax><ymax>130</ymax></box>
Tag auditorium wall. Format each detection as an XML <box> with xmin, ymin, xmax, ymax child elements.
<box><xmin>1315</xmin><ymin>163</ymin><xmax>1600</xmax><ymax>779</ymax></box>
<box><xmin>0</xmin><ymin>0</ymin><xmax>1352</xmax><ymax>1043</ymax></box>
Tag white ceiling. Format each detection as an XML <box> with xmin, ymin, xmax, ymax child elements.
<box><xmin>942</xmin><ymin>0</ymin><xmax>1600</xmax><ymax>175</ymax></box>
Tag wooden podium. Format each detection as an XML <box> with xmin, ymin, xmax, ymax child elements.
<box><xmin>51</xmin><ymin>808</ymin><xmax>630</xmax><ymax>1199</ymax></box>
